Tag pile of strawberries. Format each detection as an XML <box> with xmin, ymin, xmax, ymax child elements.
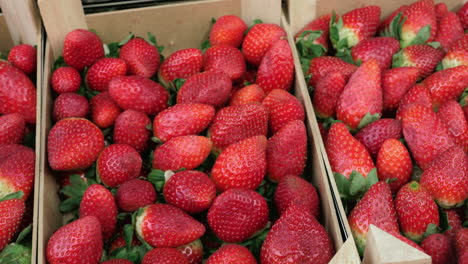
<box><xmin>297</xmin><ymin>0</ymin><xmax>468</xmax><ymax>263</ymax></box>
<box><xmin>45</xmin><ymin>15</ymin><xmax>336</xmax><ymax>264</ymax></box>
<box><xmin>0</xmin><ymin>43</ymin><xmax>37</xmax><ymax>261</ymax></box>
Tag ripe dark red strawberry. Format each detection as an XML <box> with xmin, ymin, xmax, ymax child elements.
<box><xmin>336</xmin><ymin>59</ymin><xmax>383</xmax><ymax>131</ymax></box>
<box><xmin>229</xmin><ymin>84</ymin><xmax>266</xmax><ymax>105</ymax></box>
<box><xmin>115</xmin><ymin>179</ymin><xmax>156</xmax><ymax>212</ymax></box>
<box><xmin>393</xmin><ymin>44</ymin><xmax>444</xmax><ymax>79</ymax></box>
<box><xmin>86</xmin><ymin>57</ymin><xmax>127</xmax><ymax>92</ymax></box>
<box><xmin>210</xmin><ymin>15</ymin><xmax>247</xmax><ymax>48</ymax></box>
<box><xmin>306</xmin><ymin>56</ymin><xmax>357</xmax><ymax>87</ymax></box>
<box><xmin>435</xmin><ymin>3</ymin><xmax>448</xmax><ymax>21</ymax></box>
<box><xmin>152</xmin><ymin>135</ymin><xmax>212</xmax><ymax>171</ymax></box>
<box><xmin>208</xmin><ymin>188</ymin><xmax>268</xmax><ymax>243</ymax></box>
<box><xmin>437</xmin><ymin>100</ymin><xmax>468</xmax><ymax>152</ymax></box>
<box><xmin>261</xmin><ymin>203</ymin><xmax>334</xmax><ymax>264</ymax></box>
<box><xmin>0</xmin><ymin>113</ymin><xmax>25</xmax><ymax>144</ymax></box>
<box><xmin>256</xmin><ymin>40</ymin><xmax>294</xmax><ymax>93</ymax></box>
<box><xmin>90</xmin><ymin>91</ymin><xmax>121</xmax><ymax>128</ymax></box>
<box><xmin>0</xmin><ymin>198</ymin><xmax>25</xmax><ymax>251</ymax></box>
<box><xmin>435</xmin><ymin>12</ymin><xmax>464</xmax><ymax>51</ymax></box>
<box><xmin>382</xmin><ymin>67</ymin><xmax>420</xmax><ymax>113</ymax></box>
<box><xmin>354</xmin><ymin>118</ymin><xmax>402</xmax><ymax>158</ymax></box>
<box><xmin>399</xmin><ymin>0</ymin><xmax>437</xmax><ymax>48</ymax></box>
<box><xmin>274</xmin><ymin>174</ymin><xmax>319</xmax><ymax>218</ymax></box>
<box><xmin>97</xmin><ymin>144</ymin><xmax>142</xmax><ymax>187</ymax></box>
<box><xmin>203</xmin><ymin>45</ymin><xmax>246</xmax><ymax>82</ymax></box>
<box><xmin>177</xmin><ymin>239</ymin><xmax>203</xmax><ymax>264</ymax></box>
<box><xmin>63</xmin><ymin>29</ymin><xmax>104</xmax><ymax>71</ymax></box>
<box><xmin>119</xmin><ymin>37</ymin><xmax>159</xmax><ymax>77</ymax></box>
<box><xmin>7</xmin><ymin>44</ymin><xmax>36</xmax><ymax>75</ymax></box>
<box><xmin>153</xmin><ymin>103</ymin><xmax>215</xmax><ymax>142</ymax></box>
<box><xmin>455</xmin><ymin>228</ymin><xmax>468</xmax><ymax>263</ymax></box>
<box><xmin>262</xmin><ymin>89</ymin><xmax>304</xmax><ymax>134</ymax></box>
<box><xmin>420</xmin><ymin>146</ymin><xmax>468</xmax><ymax>208</ymax></box>
<box><xmin>164</xmin><ymin>170</ymin><xmax>216</xmax><ymax>214</ymax></box>
<box><xmin>48</xmin><ymin>118</ymin><xmax>104</xmax><ymax>171</ymax></box>
<box><xmin>135</xmin><ymin>203</ymin><xmax>205</xmax><ymax>247</ymax></box>
<box><xmin>50</xmin><ymin>66</ymin><xmax>81</xmax><ymax>94</ymax></box>
<box><xmin>421</xmin><ymin>234</ymin><xmax>455</xmax><ymax>264</ymax></box>
<box><xmin>109</xmin><ymin>76</ymin><xmax>169</xmax><ymax>116</ymax></box>
<box><xmin>0</xmin><ymin>145</ymin><xmax>35</xmax><ymax>200</ymax></box>
<box><xmin>101</xmin><ymin>259</ymin><xmax>132</xmax><ymax>264</ymax></box>
<box><xmin>350</xmin><ymin>37</ymin><xmax>400</xmax><ymax>70</ymax></box>
<box><xmin>267</xmin><ymin>120</ymin><xmax>307</xmax><ymax>182</ymax></box>
<box><xmin>142</xmin><ymin>248</ymin><xmax>189</xmax><ymax>264</ymax></box>
<box><xmin>208</xmin><ymin>103</ymin><xmax>268</xmax><ymax>152</ymax></box>
<box><xmin>114</xmin><ymin>110</ymin><xmax>151</xmax><ymax>153</ymax></box>
<box><xmin>242</xmin><ymin>23</ymin><xmax>286</xmax><ymax>67</ymax></box>
<box><xmin>376</xmin><ymin>139</ymin><xmax>412</xmax><ymax>194</ymax></box>
<box><xmin>177</xmin><ymin>71</ymin><xmax>232</xmax><ymax>108</ymax></box>
<box><xmin>396</xmin><ymin>84</ymin><xmax>432</xmax><ymax>119</ymax></box>
<box><xmin>312</xmin><ymin>71</ymin><xmax>346</xmax><ymax>118</ymax></box>
<box><xmin>441</xmin><ymin>33</ymin><xmax>468</xmax><ymax>69</ymax></box>
<box><xmin>53</xmin><ymin>93</ymin><xmax>89</xmax><ymax>121</ymax></box>
<box><xmin>378</xmin><ymin>5</ymin><xmax>408</xmax><ymax>35</ymax></box>
<box><xmin>212</xmin><ymin>135</ymin><xmax>267</xmax><ymax>191</ymax></box>
<box><xmin>444</xmin><ymin>209</ymin><xmax>462</xmax><ymax>240</ymax></box>
<box><xmin>206</xmin><ymin>244</ymin><xmax>257</xmax><ymax>264</ymax></box>
<box><xmin>158</xmin><ymin>48</ymin><xmax>203</xmax><ymax>87</ymax></box>
<box><xmin>458</xmin><ymin>2</ymin><xmax>468</xmax><ymax>29</ymax></box>
<box><xmin>295</xmin><ymin>13</ymin><xmax>332</xmax><ymax>56</ymax></box>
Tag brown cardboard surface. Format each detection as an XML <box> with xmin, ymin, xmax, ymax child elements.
<box><xmin>0</xmin><ymin>0</ymin><xmax>41</xmax><ymax>46</ymax></box>
<box><xmin>0</xmin><ymin>15</ymin><xmax>15</xmax><ymax>53</ymax></box>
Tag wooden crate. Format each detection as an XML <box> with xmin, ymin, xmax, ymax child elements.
<box><xmin>37</xmin><ymin>0</ymin><xmax>360</xmax><ymax>263</ymax></box>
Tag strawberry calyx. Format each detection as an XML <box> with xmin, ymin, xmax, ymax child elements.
<box><xmin>243</xmin><ymin>19</ymin><xmax>264</xmax><ymax>35</ymax></box>
<box><xmin>356</xmin><ymin>112</ymin><xmax>381</xmax><ymax>131</ymax></box>
<box><xmin>239</xmin><ymin>221</ymin><xmax>271</xmax><ymax>258</ymax></box>
<box><xmin>334</xmin><ymin>168</ymin><xmax>379</xmax><ymax>202</ymax></box>
<box><xmin>329</xmin><ymin>12</ymin><xmax>351</xmax><ymax>54</ymax></box>
<box><xmin>0</xmin><ymin>191</ymin><xmax>24</xmax><ymax>202</ymax></box>
<box><xmin>295</xmin><ymin>30</ymin><xmax>326</xmax><ymax>59</ymax></box>
<box><xmin>380</xmin><ymin>12</ymin><xmax>405</xmax><ymax>40</ymax></box>
<box><xmin>459</xmin><ymin>87</ymin><xmax>468</xmax><ymax>106</ymax></box>
<box><xmin>0</xmin><ymin>224</ymin><xmax>33</xmax><ymax>263</ymax></box>
<box><xmin>404</xmin><ymin>25</ymin><xmax>432</xmax><ymax>48</ymax></box>
<box><xmin>108</xmin><ymin>222</ymin><xmax>149</xmax><ymax>263</ymax></box>
<box><xmin>59</xmin><ymin>173</ymin><xmax>96</xmax><ymax>214</ymax></box>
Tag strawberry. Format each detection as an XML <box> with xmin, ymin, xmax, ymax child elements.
<box><xmin>206</xmin><ymin>244</ymin><xmax>257</xmax><ymax>264</ymax></box>
<box><xmin>455</xmin><ymin>228</ymin><xmax>468</xmax><ymax>264</ymax></box>
<box><xmin>7</xmin><ymin>44</ymin><xmax>36</xmax><ymax>75</ymax></box>
<box><xmin>336</xmin><ymin>59</ymin><xmax>383</xmax><ymax>131</ymax></box>
<box><xmin>209</xmin><ymin>15</ymin><xmax>247</xmax><ymax>48</ymax></box>
<box><xmin>420</xmin><ymin>146</ymin><xmax>468</xmax><ymax>208</ymax></box>
<box><xmin>378</xmin><ymin>5</ymin><xmax>408</xmax><ymax>35</ymax></box>
<box><xmin>0</xmin><ymin>198</ymin><xmax>25</xmax><ymax>251</ymax></box>
<box><xmin>396</xmin><ymin>84</ymin><xmax>432</xmax><ymax>119</ymax></box>
<box><xmin>203</xmin><ymin>45</ymin><xmax>246</xmax><ymax>81</ymax></box>
<box><xmin>108</xmin><ymin>230</ymin><xmax>141</xmax><ymax>253</ymax></box>
<box><xmin>211</xmin><ymin>135</ymin><xmax>267</xmax><ymax>191</ymax></box>
<box><xmin>256</xmin><ymin>40</ymin><xmax>294</xmax><ymax>93</ymax></box>
<box><xmin>229</xmin><ymin>84</ymin><xmax>266</xmax><ymax>105</ymax></box>
<box><xmin>63</xmin><ymin>29</ymin><xmax>104</xmax><ymax>71</ymax></box>
<box><xmin>46</xmin><ymin>216</ymin><xmax>103</xmax><ymax>264</ymax></box>
<box><xmin>177</xmin><ymin>239</ymin><xmax>203</xmax><ymax>264</ymax></box>
<box><xmin>421</xmin><ymin>234</ymin><xmax>455</xmax><ymax>264</ymax></box>
<box><xmin>435</xmin><ymin>3</ymin><xmax>448</xmax><ymax>21</ymax></box>
<box><xmin>153</xmin><ymin>103</ymin><xmax>215</xmax><ymax>142</ymax></box>
<box><xmin>274</xmin><ymin>174</ymin><xmax>319</xmax><ymax>218</ymax></box>
<box><xmin>382</xmin><ymin>67</ymin><xmax>420</xmax><ymax>113</ymax></box>
<box><xmin>441</xmin><ymin>33</ymin><xmax>468</xmax><ymax>69</ymax></box>
<box><xmin>458</xmin><ymin>2</ymin><xmax>468</xmax><ymax>29</ymax></box>
<box><xmin>164</xmin><ymin>170</ymin><xmax>216</xmax><ymax>214</ymax></box>
<box><xmin>109</xmin><ymin>76</ymin><xmax>169</xmax><ymax>116</ymax></box>
<box><xmin>437</xmin><ymin>100</ymin><xmax>468</xmax><ymax>152</ymax></box>
<box><xmin>0</xmin><ymin>145</ymin><xmax>35</xmax><ymax>201</ymax></box>
<box><xmin>90</xmin><ymin>92</ymin><xmax>121</xmax><ymax>128</ymax></box>
<box><xmin>376</xmin><ymin>139</ymin><xmax>412</xmax><ymax>194</ymax></box>
<box><xmin>135</xmin><ymin>203</ymin><xmax>205</xmax><ymax>247</ymax></box>
<box><xmin>119</xmin><ymin>37</ymin><xmax>159</xmax><ymax>78</ymax></box>
<box><xmin>177</xmin><ymin>71</ymin><xmax>232</xmax><ymax>108</ymax></box>
<box><xmin>97</xmin><ymin>144</ymin><xmax>142</xmax><ymax>188</ymax></box>
<box><xmin>306</xmin><ymin>56</ymin><xmax>357</xmax><ymax>87</ymax></box>
<box><xmin>444</xmin><ymin>209</ymin><xmax>462</xmax><ymax>240</ymax></box>
<box><xmin>142</xmin><ymin>248</ymin><xmax>189</xmax><ymax>264</ymax></box>
<box><xmin>208</xmin><ymin>188</ymin><xmax>268</xmax><ymax>243</ymax></box>
<box><xmin>152</xmin><ymin>135</ymin><xmax>212</xmax><ymax>171</ymax></box>
<box><xmin>262</xmin><ymin>89</ymin><xmax>304</xmax><ymax>134</ymax></box>
<box><xmin>350</xmin><ymin>37</ymin><xmax>400</xmax><ymax>70</ymax></box>
<box><xmin>115</xmin><ymin>179</ymin><xmax>156</xmax><ymax>212</ymax></box>
<box><xmin>399</xmin><ymin>0</ymin><xmax>437</xmax><ymax>48</ymax></box>
<box><xmin>101</xmin><ymin>260</ymin><xmax>133</xmax><ymax>264</ymax></box>
<box><xmin>0</xmin><ymin>113</ymin><xmax>25</xmax><ymax>144</ymax></box>
<box><xmin>113</xmin><ymin>110</ymin><xmax>151</xmax><ymax>153</ymax></box>
<box><xmin>85</xmin><ymin>57</ymin><xmax>127</xmax><ymax>92</ymax></box>
<box><xmin>354</xmin><ymin>118</ymin><xmax>402</xmax><ymax>158</ymax></box>
<box><xmin>435</xmin><ymin>12</ymin><xmax>464</xmax><ymax>51</ymax></box>
<box><xmin>48</xmin><ymin>118</ymin><xmax>104</xmax><ymax>171</ymax></box>
<box><xmin>242</xmin><ymin>23</ymin><xmax>286</xmax><ymax>66</ymax></box>
<box><xmin>261</xmin><ymin>203</ymin><xmax>334</xmax><ymax>264</ymax></box>
<box><xmin>392</xmin><ymin>44</ymin><xmax>445</xmax><ymax>79</ymax></box>
<box><xmin>208</xmin><ymin>103</ymin><xmax>268</xmax><ymax>152</ymax></box>
<box><xmin>266</xmin><ymin>120</ymin><xmax>307</xmax><ymax>182</ymax></box>
<box><xmin>295</xmin><ymin>13</ymin><xmax>332</xmax><ymax>57</ymax></box>
<box><xmin>330</xmin><ymin>6</ymin><xmax>381</xmax><ymax>52</ymax></box>
<box><xmin>158</xmin><ymin>48</ymin><xmax>203</xmax><ymax>87</ymax></box>
<box><xmin>53</xmin><ymin>93</ymin><xmax>89</xmax><ymax>121</ymax></box>
<box><xmin>50</xmin><ymin>66</ymin><xmax>81</xmax><ymax>94</ymax></box>
<box><xmin>312</xmin><ymin>71</ymin><xmax>346</xmax><ymax>118</ymax></box>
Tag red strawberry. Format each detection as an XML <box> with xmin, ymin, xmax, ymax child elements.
<box><xmin>86</xmin><ymin>58</ymin><xmax>127</xmax><ymax>92</ymax></box>
<box><xmin>0</xmin><ymin>113</ymin><xmax>25</xmax><ymax>144</ymax></box>
<box><xmin>350</xmin><ymin>37</ymin><xmax>400</xmax><ymax>70</ymax></box>
<box><xmin>153</xmin><ymin>103</ymin><xmax>215</xmax><ymax>142</ymax></box>
<box><xmin>382</xmin><ymin>67</ymin><xmax>420</xmax><ymax>113</ymax></box>
<box><xmin>46</xmin><ymin>216</ymin><xmax>102</xmax><ymax>264</ymax></box>
<box><xmin>306</xmin><ymin>56</ymin><xmax>357</xmax><ymax>87</ymax></box>
<box><xmin>336</xmin><ymin>59</ymin><xmax>383</xmax><ymax>131</ymax></box>
<box><xmin>177</xmin><ymin>239</ymin><xmax>203</xmax><ymax>264</ymax></box>
<box><xmin>209</xmin><ymin>15</ymin><xmax>247</xmax><ymax>48</ymax></box>
<box><xmin>242</xmin><ymin>23</ymin><xmax>286</xmax><ymax>66</ymax></box>
<box><xmin>455</xmin><ymin>228</ymin><xmax>468</xmax><ymax>264</ymax></box>
<box><xmin>7</xmin><ymin>44</ymin><xmax>36</xmax><ymax>75</ymax></box>
<box><xmin>164</xmin><ymin>170</ymin><xmax>216</xmax><ymax>214</ymax></box>
<box><xmin>203</xmin><ymin>45</ymin><xmax>246</xmax><ymax>81</ymax></box>
<box><xmin>421</xmin><ymin>234</ymin><xmax>455</xmax><ymax>264</ymax></box>
<box><xmin>101</xmin><ymin>259</ymin><xmax>132</xmax><ymax>264</ymax></box>
<box><xmin>63</xmin><ymin>29</ymin><xmax>104</xmax><ymax>71</ymax></box>
<box><xmin>208</xmin><ymin>188</ymin><xmax>268</xmax><ymax>243</ymax></box>
<box><xmin>119</xmin><ymin>37</ymin><xmax>159</xmax><ymax>78</ymax></box>
<box><xmin>378</xmin><ymin>5</ymin><xmax>408</xmax><ymax>35</ymax></box>
<box><xmin>229</xmin><ymin>84</ymin><xmax>266</xmax><ymax>105</ymax></box>
<box><xmin>53</xmin><ymin>93</ymin><xmax>89</xmax><ymax>121</ymax></box>
<box><xmin>312</xmin><ymin>71</ymin><xmax>346</xmax><ymax>118</ymax></box>
<box><xmin>396</xmin><ymin>84</ymin><xmax>433</xmax><ymax>119</ymax></box>
<box><xmin>0</xmin><ymin>144</ymin><xmax>33</xmax><ymax>162</ymax></box>
<box><xmin>50</xmin><ymin>66</ymin><xmax>81</xmax><ymax>94</ymax></box>
<box><xmin>262</xmin><ymin>89</ymin><xmax>304</xmax><ymax>134</ymax></box>
<box><xmin>435</xmin><ymin>3</ymin><xmax>448</xmax><ymax>21</ymax></box>
<box><xmin>158</xmin><ymin>48</ymin><xmax>203</xmax><ymax>87</ymax></box>
<box><xmin>0</xmin><ymin>145</ymin><xmax>35</xmax><ymax>201</ymax></box>
<box><xmin>135</xmin><ymin>203</ymin><xmax>205</xmax><ymax>247</ymax></box>
<box><xmin>392</xmin><ymin>44</ymin><xmax>445</xmax><ymax>79</ymax></box>
<box><xmin>435</xmin><ymin>12</ymin><xmax>464</xmax><ymax>51</ymax></box>
<box><xmin>295</xmin><ymin>13</ymin><xmax>332</xmax><ymax>57</ymax></box>
<box><xmin>376</xmin><ymin>139</ymin><xmax>412</xmax><ymax>193</ymax></box>
<box><xmin>458</xmin><ymin>2</ymin><xmax>468</xmax><ymax>29</ymax></box>
<box><xmin>441</xmin><ymin>33</ymin><xmax>468</xmax><ymax>69</ymax></box>
<box><xmin>266</xmin><ymin>120</ymin><xmax>307</xmax><ymax>182</ymax></box>
<box><xmin>208</xmin><ymin>103</ymin><xmax>268</xmax><ymax>152</ymax></box>
<box><xmin>48</xmin><ymin>118</ymin><xmax>104</xmax><ymax>171</ymax></box>
<box><xmin>115</xmin><ymin>179</ymin><xmax>156</xmax><ymax>212</ymax></box>
<box><xmin>206</xmin><ymin>244</ymin><xmax>257</xmax><ymax>264</ymax></box>
<box><xmin>90</xmin><ymin>92</ymin><xmax>121</xmax><ymax>128</ymax></box>
<box><xmin>256</xmin><ymin>40</ymin><xmax>294</xmax><ymax>93</ymax></box>
<box><xmin>444</xmin><ymin>209</ymin><xmax>462</xmax><ymax>240</ymax></box>
<box><xmin>354</xmin><ymin>118</ymin><xmax>402</xmax><ymax>158</ymax></box>
<box><xmin>399</xmin><ymin>0</ymin><xmax>437</xmax><ymax>48</ymax></box>
<box><xmin>177</xmin><ymin>71</ymin><xmax>232</xmax><ymax>108</ymax></box>
<box><xmin>152</xmin><ymin>135</ymin><xmax>212</xmax><ymax>171</ymax></box>
<box><xmin>97</xmin><ymin>144</ymin><xmax>142</xmax><ymax>187</ymax></box>
<box><xmin>142</xmin><ymin>248</ymin><xmax>189</xmax><ymax>264</ymax></box>
<box><xmin>261</xmin><ymin>203</ymin><xmax>334</xmax><ymax>264</ymax></box>
<box><xmin>114</xmin><ymin>110</ymin><xmax>151</xmax><ymax>153</ymax></box>
<box><xmin>0</xmin><ymin>198</ymin><xmax>25</xmax><ymax>251</ymax></box>
<box><xmin>437</xmin><ymin>100</ymin><xmax>468</xmax><ymax>152</ymax></box>
<box><xmin>109</xmin><ymin>76</ymin><xmax>169</xmax><ymax>116</ymax></box>
<box><xmin>274</xmin><ymin>174</ymin><xmax>319</xmax><ymax>218</ymax></box>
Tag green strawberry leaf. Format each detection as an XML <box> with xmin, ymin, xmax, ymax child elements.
<box><xmin>0</xmin><ymin>243</ymin><xmax>32</xmax><ymax>264</ymax></box>
<box><xmin>0</xmin><ymin>191</ymin><xmax>24</xmax><ymax>202</ymax></box>
<box><xmin>357</xmin><ymin>112</ymin><xmax>381</xmax><ymax>131</ymax></box>
<box><xmin>123</xmin><ymin>224</ymin><xmax>134</xmax><ymax>250</ymax></box>
<box><xmin>59</xmin><ymin>174</ymin><xmax>94</xmax><ymax>214</ymax></box>
<box><xmin>439</xmin><ymin>210</ymin><xmax>451</xmax><ymax>233</ymax></box>
<box><xmin>252</xmin><ymin>19</ymin><xmax>263</xmax><ymax>25</ymax></box>
<box><xmin>52</xmin><ymin>56</ymin><xmax>67</xmax><ymax>71</ymax></box>
<box><xmin>384</xmin><ymin>178</ymin><xmax>398</xmax><ymax>184</ymax></box>
<box><xmin>329</xmin><ymin>11</ymin><xmax>341</xmax><ymax>50</ymax></box>
<box><xmin>349</xmin><ymin>171</ymin><xmax>367</xmax><ymax>197</ymax></box>
<box><xmin>408</xmin><ymin>25</ymin><xmax>431</xmax><ymax>46</ymax></box>
<box><xmin>148</xmin><ymin>169</ymin><xmax>166</xmax><ymax>192</ymax></box>
<box><xmin>335</xmin><ymin>48</ymin><xmax>355</xmax><ymax>65</ymax></box>
<box><xmin>15</xmin><ymin>224</ymin><xmax>32</xmax><ymax>244</ymax></box>
<box><xmin>211</xmin><ymin>17</ymin><xmax>217</xmax><ymax>24</ymax></box>
<box><xmin>201</xmin><ymin>40</ymin><xmax>211</xmax><ymax>52</ymax></box>
<box><xmin>422</xmin><ymin>223</ymin><xmax>441</xmax><ymax>240</ymax></box>
<box><xmin>334</xmin><ymin>172</ymin><xmax>351</xmax><ymax>199</ymax></box>
<box><xmin>104</xmin><ymin>42</ymin><xmax>120</xmax><ymax>58</ymax></box>
<box><xmin>435</xmin><ymin>62</ymin><xmax>444</xmax><ymax>71</ymax></box>
<box><xmin>111</xmin><ymin>246</ymin><xmax>148</xmax><ymax>264</ymax></box>
<box><xmin>381</xmin><ymin>12</ymin><xmax>405</xmax><ymax>40</ymax></box>
<box><xmin>300</xmin><ymin>57</ymin><xmax>311</xmax><ymax>76</ymax></box>
<box><xmin>147</xmin><ymin>32</ymin><xmax>165</xmax><ymax>54</ymax></box>
<box><xmin>458</xmin><ymin>87</ymin><xmax>468</xmax><ymax>105</ymax></box>
<box><xmin>427</xmin><ymin>41</ymin><xmax>441</xmax><ymax>49</ymax></box>
<box><xmin>295</xmin><ymin>30</ymin><xmax>326</xmax><ymax>59</ymax></box>
<box><xmin>173</xmin><ymin>78</ymin><xmax>186</xmax><ymax>92</ymax></box>
<box><xmin>392</xmin><ymin>49</ymin><xmax>406</xmax><ymax>68</ymax></box>
<box><xmin>365</xmin><ymin>168</ymin><xmax>379</xmax><ymax>190</ymax></box>
<box><xmin>118</xmin><ymin>32</ymin><xmax>135</xmax><ymax>46</ymax></box>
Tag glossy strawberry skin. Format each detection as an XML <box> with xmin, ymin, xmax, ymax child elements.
<box><xmin>53</xmin><ymin>93</ymin><xmax>89</xmax><ymax>121</ymax></box>
<box><xmin>307</xmin><ymin>56</ymin><xmax>357</xmax><ymax>87</ymax></box>
<box><xmin>0</xmin><ymin>145</ymin><xmax>35</xmax><ymax>201</ymax></box>
<box><xmin>256</xmin><ymin>40</ymin><xmax>294</xmax><ymax>93</ymax></box>
<box><xmin>351</xmin><ymin>37</ymin><xmax>400</xmax><ymax>70</ymax></box>
<box><xmin>0</xmin><ymin>199</ymin><xmax>25</xmax><ymax>251</ymax></box>
<box><xmin>354</xmin><ymin>118</ymin><xmax>402</xmax><ymax>158</ymax></box>
<box><xmin>400</xmin><ymin>0</ymin><xmax>437</xmax><ymax>48</ymax></box>
<box><xmin>455</xmin><ymin>228</ymin><xmax>468</xmax><ymax>264</ymax></box>
<box><xmin>8</xmin><ymin>44</ymin><xmax>36</xmax><ymax>75</ymax></box>
<box><xmin>101</xmin><ymin>259</ymin><xmax>133</xmax><ymax>264</ymax></box>
<box><xmin>115</xmin><ymin>179</ymin><xmax>156</xmax><ymax>212</ymax></box>
<box><xmin>210</xmin><ymin>15</ymin><xmax>247</xmax><ymax>48</ymax></box>
<box><xmin>435</xmin><ymin>3</ymin><xmax>448</xmax><ymax>20</ymax></box>
<box><xmin>262</xmin><ymin>89</ymin><xmax>305</xmax><ymax>134</ymax></box>
<box><xmin>457</xmin><ymin>2</ymin><xmax>468</xmax><ymax>29</ymax></box>
<box><xmin>392</xmin><ymin>44</ymin><xmax>445</xmax><ymax>79</ymax></box>
<box><xmin>0</xmin><ymin>113</ymin><xmax>25</xmax><ymax>144</ymax></box>
<box><xmin>437</xmin><ymin>100</ymin><xmax>468</xmax><ymax>152</ymax></box>
<box><xmin>313</xmin><ymin>71</ymin><xmax>346</xmax><ymax>118</ymax></box>
<box><xmin>444</xmin><ymin>209</ymin><xmax>462</xmax><ymax>240</ymax></box>
<box><xmin>295</xmin><ymin>13</ymin><xmax>332</xmax><ymax>53</ymax></box>
<box><xmin>97</xmin><ymin>144</ymin><xmax>142</xmax><ymax>188</ymax></box>
<box><xmin>90</xmin><ymin>92</ymin><xmax>121</xmax><ymax>129</ymax></box>
<box><xmin>382</xmin><ymin>67</ymin><xmax>420</xmax><ymax>113</ymax></box>
<box><xmin>435</xmin><ymin>12</ymin><xmax>464</xmax><ymax>51</ymax></box>
<box><xmin>203</xmin><ymin>45</ymin><xmax>246</xmax><ymax>82</ymax></box>
<box><xmin>142</xmin><ymin>248</ymin><xmax>189</xmax><ymax>264</ymax></box>
<box><xmin>86</xmin><ymin>57</ymin><xmax>127</xmax><ymax>92</ymax></box>
<box><xmin>113</xmin><ymin>110</ymin><xmax>151</xmax><ymax>153</ymax></box>
<box><xmin>177</xmin><ymin>239</ymin><xmax>203</xmax><ymax>264</ymax></box>
<box><xmin>229</xmin><ymin>84</ymin><xmax>266</xmax><ymax>106</ymax></box>
<box><xmin>396</xmin><ymin>84</ymin><xmax>433</xmax><ymax>120</ymax></box>
<box><xmin>206</xmin><ymin>244</ymin><xmax>257</xmax><ymax>264</ymax></box>
<box><xmin>420</xmin><ymin>234</ymin><xmax>455</xmax><ymax>264</ymax></box>
<box><xmin>63</xmin><ymin>29</ymin><xmax>104</xmax><ymax>71</ymax></box>
<box><xmin>242</xmin><ymin>23</ymin><xmax>286</xmax><ymax>67</ymax></box>
<box><xmin>50</xmin><ymin>66</ymin><xmax>82</xmax><ymax>94</ymax></box>
<box><xmin>119</xmin><ymin>37</ymin><xmax>159</xmax><ymax>78</ymax></box>
<box><xmin>274</xmin><ymin>174</ymin><xmax>319</xmax><ymax>218</ymax></box>
<box><xmin>159</xmin><ymin>48</ymin><xmax>203</xmax><ymax>86</ymax></box>
<box><xmin>376</xmin><ymin>139</ymin><xmax>412</xmax><ymax>194</ymax></box>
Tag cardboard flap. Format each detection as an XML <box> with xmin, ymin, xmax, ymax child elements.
<box><xmin>241</xmin><ymin>0</ymin><xmax>281</xmax><ymax>25</ymax></box>
<box><xmin>329</xmin><ymin>237</ymin><xmax>361</xmax><ymax>264</ymax></box>
<box><xmin>0</xmin><ymin>0</ymin><xmax>41</xmax><ymax>46</ymax></box>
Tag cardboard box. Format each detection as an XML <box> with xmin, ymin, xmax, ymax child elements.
<box><xmin>37</xmin><ymin>0</ymin><xmax>360</xmax><ymax>263</ymax></box>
